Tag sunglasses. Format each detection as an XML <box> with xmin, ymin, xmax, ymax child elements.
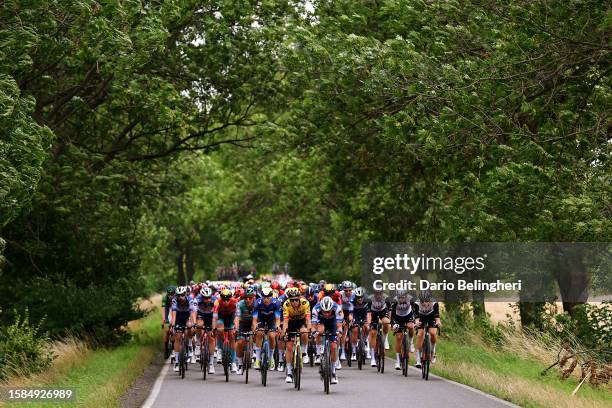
<box><xmin>289</xmin><ymin>298</ymin><xmax>300</xmax><ymax>302</ymax></box>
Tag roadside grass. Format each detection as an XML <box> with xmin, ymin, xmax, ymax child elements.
<box><xmin>1</xmin><ymin>304</ymin><xmax>161</xmax><ymax>408</ymax></box>
<box><xmin>385</xmin><ymin>331</ymin><xmax>611</xmax><ymax>408</ymax></box>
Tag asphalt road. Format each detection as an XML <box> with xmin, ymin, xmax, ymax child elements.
<box><xmin>142</xmin><ymin>356</ymin><xmax>517</xmax><ymax>408</ymax></box>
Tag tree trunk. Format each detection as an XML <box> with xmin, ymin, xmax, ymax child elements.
<box><xmin>555</xmin><ymin>247</ymin><xmax>589</xmax><ymax>320</ymax></box>
<box><xmin>175</xmin><ymin>239</ymin><xmax>186</xmax><ymax>286</ymax></box>
<box><xmin>185</xmin><ymin>242</ymin><xmax>195</xmax><ymax>283</ymax></box>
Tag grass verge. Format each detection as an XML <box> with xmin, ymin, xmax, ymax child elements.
<box><xmin>386</xmin><ymin>331</ymin><xmax>611</xmax><ymax>408</ymax></box>
<box><xmin>1</xmin><ymin>306</ymin><xmax>161</xmax><ymax>408</ymax></box>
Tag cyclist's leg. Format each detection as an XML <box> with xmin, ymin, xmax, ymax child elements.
<box><xmin>415</xmin><ymin>325</ymin><xmax>424</xmax><ymax>365</ymax></box>
<box><xmin>429</xmin><ymin>326</ymin><xmax>438</xmax><ymax>361</ymax></box>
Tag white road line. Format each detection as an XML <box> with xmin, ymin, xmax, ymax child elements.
<box><xmin>140</xmin><ymin>360</ymin><xmax>170</xmax><ymax>408</ymax></box>
<box><xmin>384</xmin><ymin>357</ymin><xmax>518</xmax><ymax>407</ymax></box>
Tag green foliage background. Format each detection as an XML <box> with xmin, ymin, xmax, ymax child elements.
<box><xmin>0</xmin><ymin>0</ymin><xmax>610</xmax><ymax>342</ymax></box>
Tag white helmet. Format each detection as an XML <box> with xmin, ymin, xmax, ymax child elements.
<box><xmin>320</xmin><ymin>296</ymin><xmax>334</xmax><ymax>312</ymax></box>
<box><xmin>261</xmin><ymin>287</ymin><xmax>273</xmax><ymax>297</ymax></box>
<box><xmin>176</xmin><ymin>286</ymin><xmax>188</xmax><ymax>296</ymax></box>
<box><xmin>200</xmin><ymin>287</ymin><xmax>212</xmax><ymax>297</ymax></box>
<box><xmin>354</xmin><ymin>287</ymin><xmax>365</xmax><ymax>297</ymax></box>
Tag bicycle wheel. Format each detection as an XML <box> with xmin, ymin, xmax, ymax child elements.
<box><xmin>273</xmin><ymin>341</ymin><xmax>279</xmax><ymax>371</ymax></box>
<box><xmin>261</xmin><ymin>342</ymin><xmax>268</xmax><ymax>386</ymax></box>
<box><xmin>324</xmin><ymin>344</ymin><xmax>330</xmax><ymax>394</ymax></box>
<box><xmin>376</xmin><ymin>330</ymin><xmax>383</xmax><ymax>373</ymax></box>
<box><xmin>348</xmin><ymin>336</ymin><xmax>354</xmax><ymax>367</ymax></box>
<box><xmin>357</xmin><ymin>337</ymin><xmax>363</xmax><ymax>370</ymax></box>
<box><xmin>202</xmin><ymin>338</ymin><xmax>208</xmax><ymax>380</ymax></box>
<box><xmin>223</xmin><ymin>343</ymin><xmax>230</xmax><ymax>382</ymax></box>
<box><xmin>422</xmin><ymin>333</ymin><xmax>430</xmax><ymax>380</ymax></box>
<box><xmin>308</xmin><ymin>340</ymin><xmax>315</xmax><ymax>367</ymax></box>
<box><xmin>179</xmin><ymin>346</ymin><xmax>186</xmax><ymax>379</ymax></box>
<box><xmin>244</xmin><ymin>340</ymin><xmax>251</xmax><ymax>384</ymax></box>
<box><xmin>401</xmin><ymin>333</ymin><xmax>408</xmax><ymax>377</ymax></box>
<box><xmin>294</xmin><ymin>340</ymin><xmax>301</xmax><ymax>390</ymax></box>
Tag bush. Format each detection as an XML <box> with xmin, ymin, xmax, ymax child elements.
<box><xmin>0</xmin><ymin>309</ymin><xmax>54</xmax><ymax>380</ymax></box>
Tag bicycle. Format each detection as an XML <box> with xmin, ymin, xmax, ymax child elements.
<box><xmin>399</xmin><ymin>325</ymin><xmax>411</xmax><ymax>377</ymax></box>
<box><xmin>343</xmin><ymin>321</ymin><xmax>353</xmax><ymax>367</ymax></box>
<box><xmin>162</xmin><ymin>323</ymin><xmax>173</xmax><ymax>360</ymax></box>
<box><xmin>374</xmin><ymin>318</ymin><xmax>385</xmax><ymax>373</ymax></box>
<box><xmin>198</xmin><ymin>326</ymin><xmax>211</xmax><ymax>380</ymax></box>
<box><xmin>317</xmin><ymin>330</ymin><xmax>335</xmax><ymax>394</ymax></box>
<box><xmin>285</xmin><ymin>331</ymin><xmax>303</xmax><ymax>391</ymax></box>
<box><xmin>351</xmin><ymin>322</ymin><xmax>367</xmax><ymax>370</ymax></box>
<box><xmin>419</xmin><ymin>322</ymin><xmax>439</xmax><ymax>381</ymax></box>
<box><xmin>257</xmin><ymin>327</ymin><xmax>276</xmax><ymax>387</ymax></box>
<box><xmin>219</xmin><ymin>328</ymin><xmax>235</xmax><ymax>382</ymax></box>
<box><xmin>307</xmin><ymin>332</ymin><xmax>316</xmax><ymax>367</ymax></box>
<box><xmin>241</xmin><ymin>331</ymin><xmax>255</xmax><ymax>384</ymax></box>
<box><xmin>175</xmin><ymin>326</ymin><xmax>190</xmax><ymax>379</ymax></box>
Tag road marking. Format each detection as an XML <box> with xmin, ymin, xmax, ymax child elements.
<box><xmin>384</xmin><ymin>357</ymin><xmax>518</xmax><ymax>407</ymax></box>
<box><xmin>140</xmin><ymin>360</ymin><xmax>170</xmax><ymax>408</ymax></box>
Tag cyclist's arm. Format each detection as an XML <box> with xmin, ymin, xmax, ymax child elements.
<box><xmin>170</xmin><ymin>310</ymin><xmax>176</xmax><ymax>326</ymax></box>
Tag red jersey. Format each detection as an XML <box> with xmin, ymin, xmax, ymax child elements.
<box><xmin>317</xmin><ymin>290</ymin><xmax>342</xmax><ymax>305</ymax></box>
<box><xmin>213</xmin><ymin>297</ymin><xmax>238</xmax><ymax>317</ymax></box>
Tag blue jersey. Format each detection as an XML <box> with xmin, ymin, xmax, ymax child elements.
<box><xmin>252</xmin><ymin>297</ymin><xmax>281</xmax><ymax>320</ymax></box>
<box><xmin>193</xmin><ymin>294</ymin><xmax>216</xmax><ymax>315</ymax></box>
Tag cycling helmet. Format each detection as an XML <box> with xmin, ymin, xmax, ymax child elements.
<box><xmin>300</xmin><ymin>284</ymin><xmax>308</xmax><ymax>294</ymax></box>
<box><xmin>166</xmin><ymin>285</ymin><xmax>177</xmax><ymax>295</ymax></box>
<box><xmin>261</xmin><ymin>287</ymin><xmax>273</xmax><ymax>297</ymax></box>
<box><xmin>373</xmin><ymin>287</ymin><xmax>384</xmax><ymax>295</ymax></box>
<box><xmin>323</xmin><ymin>283</ymin><xmax>335</xmax><ymax>295</ymax></box>
<box><xmin>244</xmin><ymin>287</ymin><xmax>256</xmax><ymax>297</ymax></box>
<box><xmin>342</xmin><ymin>281</ymin><xmax>353</xmax><ymax>290</ymax></box>
<box><xmin>286</xmin><ymin>287</ymin><xmax>300</xmax><ymax>298</ymax></box>
<box><xmin>305</xmin><ymin>287</ymin><xmax>315</xmax><ymax>297</ymax></box>
<box><xmin>354</xmin><ymin>287</ymin><xmax>365</xmax><ymax>298</ymax></box>
<box><xmin>396</xmin><ymin>290</ymin><xmax>409</xmax><ymax>302</ymax></box>
<box><xmin>200</xmin><ymin>287</ymin><xmax>213</xmax><ymax>297</ymax></box>
<box><xmin>419</xmin><ymin>290</ymin><xmax>433</xmax><ymax>302</ymax></box>
<box><xmin>176</xmin><ymin>286</ymin><xmax>188</xmax><ymax>296</ymax></box>
<box><xmin>220</xmin><ymin>288</ymin><xmax>232</xmax><ymax>300</ymax></box>
<box><xmin>320</xmin><ymin>296</ymin><xmax>334</xmax><ymax>312</ymax></box>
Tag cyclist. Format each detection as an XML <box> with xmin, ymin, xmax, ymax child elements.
<box><xmin>391</xmin><ymin>289</ymin><xmax>416</xmax><ymax>370</ymax></box>
<box><xmin>212</xmin><ymin>288</ymin><xmax>239</xmax><ymax>373</ymax></box>
<box><xmin>368</xmin><ymin>288</ymin><xmax>390</xmax><ymax>367</ymax></box>
<box><xmin>305</xmin><ymin>286</ymin><xmax>317</xmax><ymax>312</ymax></box>
<box><xmin>317</xmin><ymin>283</ymin><xmax>342</xmax><ymax>304</ymax></box>
<box><xmin>350</xmin><ymin>287</ymin><xmax>371</xmax><ymax>360</ymax></box>
<box><xmin>161</xmin><ymin>285</ymin><xmax>176</xmax><ymax>361</ymax></box>
<box><xmin>194</xmin><ymin>287</ymin><xmax>216</xmax><ymax>373</ymax></box>
<box><xmin>251</xmin><ymin>287</ymin><xmax>281</xmax><ymax>370</ymax></box>
<box><xmin>281</xmin><ymin>287</ymin><xmax>312</xmax><ymax>383</ymax></box>
<box><xmin>312</xmin><ymin>296</ymin><xmax>343</xmax><ymax>384</ymax></box>
<box><xmin>339</xmin><ymin>281</ymin><xmax>354</xmax><ymax>361</ymax></box>
<box><xmin>170</xmin><ymin>286</ymin><xmax>197</xmax><ymax>372</ymax></box>
<box><xmin>276</xmin><ymin>286</ymin><xmax>289</xmax><ymax>371</ymax></box>
<box><xmin>414</xmin><ymin>290</ymin><xmax>441</xmax><ymax>368</ymax></box>
<box><xmin>234</xmin><ymin>287</ymin><xmax>256</xmax><ymax>375</ymax></box>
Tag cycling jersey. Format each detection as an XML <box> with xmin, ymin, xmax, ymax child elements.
<box><xmin>236</xmin><ymin>299</ymin><xmax>255</xmax><ymax>323</ymax></box>
<box><xmin>193</xmin><ymin>294</ymin><xmax>216</xmax><ymax>315</ymax></box>
<box><xmin>369</xmin><ymin>294</ymin><xmax>390</xmax><ymax>312</ymax></box>
<box><xmin>414</xmin><ymin>301</ymin><xmax>440</xmax><ymax>319</ymax></box>
<box><xmin>213</xmin><ymin>297</ymin><xmax>238</xmax><ymax>318</ymax></box>
<box><xmin>340</xmin><ymin>291</ymin><xmax>355</xmax><ymax>312</ymax></box>
<box><xmin>311</xmin><ymin>302</ymin><xmax>343</xmax><ymax>325</ymax></box>
<box><xmin>317</xmin><ymin>290</ymin><xmax>342</xmax><ymax>305</ymax></box>
<box><xmin>391</xmin><ymin>300</ymin><xmax>416</xmax><ymax>325</ymax></box>
<box><xmin>350</xmin><ymin>298</ymin><xmax>370</xmax><ymax>322</ymax></box>
<box><xmin>282</xmin><ymin>298</ymin><xmax>311</xmax><ymax>321</ymax></box>
<box><xmin>252</xmin><ymin>297</ymin><xmax>281</xmax><ymax>320</ymax></box>
<box><xmin>171</xmin><ymin>297</ymin><xmax>196</xmax><ymax>329</ymax></box>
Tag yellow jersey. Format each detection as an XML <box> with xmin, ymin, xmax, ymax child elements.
<box><xmin>282</xmin><ymin>298</ymin><xmax>311</xmax><ymax>321</ymax></box>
